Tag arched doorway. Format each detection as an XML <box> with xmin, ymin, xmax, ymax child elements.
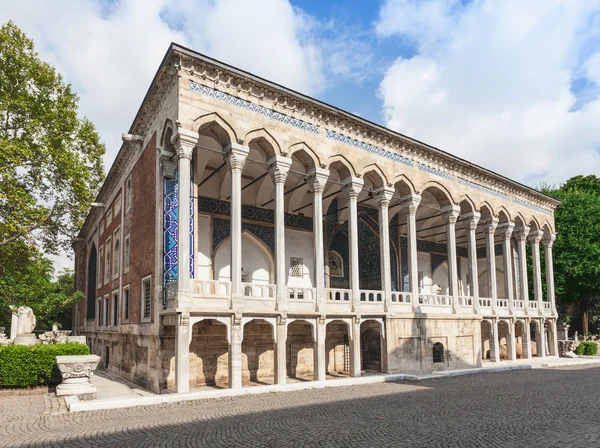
<box><xmin>481</xmin><ymin>320</ymin><xmax>492</xmax><ymax>360</ymax></box>
<box><xmin>497</xmin><ymin>320</ymin><xmax>514</xmax><ymax>360</ymax></box>
<box><xmin>360</xmin><ymin>320</ymin><xmax>383</xmax><ymax>372</ymax></box>
<box><xmin>189</xmin><ymin>319</ymin><xmax>229</xmax><ymax>389</ymax></box>
<box><xmin>242</xmin><ymin>319</ymin><xmax>275</xmax><ymax>386</ymax></box>
<box><xmin>286</xmin><ymin>320</ymin><xmax>315</xmax><ymax>380</ymax></box>
<box><xmin>326</xmin><ymin>320</ymin><xmax>351</xmax><ymax>378</ymax></box>
<box><xmin>514</xmin><ymin>320</ymin><xmax>528</xmax><ymax>359</ymax></box>
<box><xmin>86</xmin><ymin>244</ymin><xmax>97</xmax><ymax>320</ymax></box>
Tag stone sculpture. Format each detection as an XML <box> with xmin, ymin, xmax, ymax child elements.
<box><xmin>13</xmin><ymin>306</ymin><xmax>38</xmax><ymax>345</ymax></box>
<box><xmin>56</xmin><ymin>355</ymin><xmax>101</xmax><ymax>399</ymax></box>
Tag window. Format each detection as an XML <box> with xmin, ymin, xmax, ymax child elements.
<box><xmin>100</xmin><ymin>219</ymin><xmax>105</xmax><ymax>235</ymax></box>
<box><xmin>290</xmin><ymin>257</ymin><xmax>303</xmax><ymax>277</ymax></box>
<box><xmin>141</xmin><ymin>276</ymin><xmax>151</xmax><ymax>321</ymax></box>
<box><xmin>103</xmin><ymin>295</ymin><xmax>109</xmax><ymax>327</ymax></box>
<box><xmin>328</xmin><ymin>251</ymin><xmax>344</xmax><ymax>277</ymax></box>
<box><xmin>97</xmin><ymin>247</ymin><xmax>104</xmax><ymax>289</ymax></box>
<box><xmin>97</xmin><ymin>298</ymin><xmax>102</xmax><ymax>327</ymax></box>
<box><xmin>104</xmin><ymin>238</ymin><xmax>111</xmax><ymax>284</ymax></box>
<box><xmin>123</xmin><ymin>285</ymin><xmax>130</xmax><ymax>321</ymax></box>
<box><xmin>124</xmin><ymin>235</ymin><xmax>130</xmax><ymax>272</ymax></box>
<box><xmin>126</xmin><ymin>176</ymin><xmax>132</xmax><ymax>212</ymax></box>
<box><xmin>106</xmin><ymin>208</ymin><xmax>112</xmax><ymax>226</ymax></box>
<box><xmin>433</xmin><ymin>342</ymin><xmax>445</xmax><ymax>363</ymax></box>
<box><xmin>112</xmin><ymin>291</ymin><xmax>119</xmax><ymax>326</ymax></box>
<box><xmin>113</xmin><ymin>231</ymin><xmax>120</xmax><ymax>278</ymax></box>
<box><xmin>114</xmin><ymin>195</ymin><xmax>122</xmax><ymax>216</ymax></box>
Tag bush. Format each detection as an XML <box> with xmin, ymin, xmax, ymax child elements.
<box><xmin>0</xmin><ymin>343</ymin><xmax>90</xmax><ymax>388</ymax></box>
<box><xmin>574</xmin><ymin>341</ymin><xmax>598</xmax><ymax>356</ymax></box>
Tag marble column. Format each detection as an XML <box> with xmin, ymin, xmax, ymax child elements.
<box><xmin>275</xmin><ymin>318</ymin><xmax>287</xmax><ymax>385</ymax></box>
<box><xmin>442</xmin><ymin>205</ymin><xmax>460</xmax><ymax>313</ymax></box>
<box><xmin>315</xmin><ymin>318</ymin><xmax>326</xmax><ymax>381</ymax></box>
<box><xmin>506</xmin><ymin>320</ymin><xmax>516</xmax><ymax>361</ymax></box>
<box><xmin>307</xmin><ymin>168</ymin><xmax>329</xmax><ymax>311</ymax></box>
<box><xmin>542</xmin><ymin>233</ymin><xmax>557</xmax><ymax>314</ymax></box>
<box><xmin>376</xmin><ymin>186</ymin><xmax>395</xmax><ymax>310</ymax></box>
<box><xmin>225</xmin><ymin>143</ymin><xmax>250</xmax><ymax>310</ymax></box>
<box><xmin>175</xmin><ymin>314</ymin><xmax>190</xmax><ymax>393</ymax></box>
<box><xmin>484</xmin><ymin>218</ymin><xmax>499</xmax><ymax>313</ymax></box>
<box><xmin>514</xmin><ymin>226</ymin><xmax>530</xmax><ymax>310</ymax></box>
<box><xmin>489</xmin><ymin>319</ymin><xmax>500</xmax><ymax>363</ymax></box>
<box><xmin>172</xmin><ymin>128</ymin><xmax>198</xmax><ymax>310</ymax></box>
<box><xmin>463</xmin><ymin>213</ymin><xmax>480</xmax><ymax>311</ymax></box>
<box><xmin>534</xmin><ymin>319</ymin><xmax>546</xmax><ymax>358</ymax></box>
<box><xmin>229</xmin><ymin>316</ymin><xmax>243</xmax><ymax>388</ymax></box>
<box><xmin>500</xmin><ymin>223</ymin><xmax>515</xmax><ymax>313</ymax></box>
<box><xmin>529</xmin><ymin>230</ymin><xmax>544</xmax><ymax>315</ymax></box>
<box><xmin>350</xmin><ymin>318</ymin><xmax>361</xmax><ymax>377</ymax></box>
<box><xmin>522</xmin><ymin>318</ymin><xmax>532</xmax><ymax>359</ymax></box>
<box><xmin>268</xmin><ymin>156</ymin><xmax>292</xmax><ymax>311</ymax></box>
<box><xmin>403</xmin><ymin>194</ymin><xmax>422</xmax><ymax>312</ymax></box>
<box><xmin>343</xmin><ymin>177</ymin><xmax>364</xmax><ymax>312</ymax></box>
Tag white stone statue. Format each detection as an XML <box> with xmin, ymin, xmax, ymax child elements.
<box><xmin>16</xmin><ymin>306</ymin><xmax>36</xmax><ymax>335</ymax></box>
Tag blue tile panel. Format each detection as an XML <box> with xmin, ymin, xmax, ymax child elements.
<box><xmin>189</xmin><ymin>82</ymin><xmax>553</xmax><ymax>216</ymax></box>
<box><xmin>190</xmin><ymin>81</ymin><xmax>320</xmax><ymax>134</ymax></box>
<box><xmin>197</xmin><ymin>196</ymin><xmax>313</xmax><ymax>231</ymax></box>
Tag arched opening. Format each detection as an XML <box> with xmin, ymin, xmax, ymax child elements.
<box><xmin>360</xmin><ymin>320</ymin><xmax>382</xmax><ymax>372</ymax></box>
<box><xmin>480</xmin><ymin>320</ymin><xmax>492</xmax><ymax>360</ymax></box>
<box><xmin>497</xmin><ymin>320</ymin><xmax>511</xmax><ymax>360</ymax></box>
<box><xmin>86</xmin><ymin>244</ymin><xmax>97</xmax><ymax>320</ymax></box>
<box><xmin>326</xmin><ymin>320</ymin><xmax>351</xmax><ymax>378</ymax></box>
<box><xmin>432</xmin><ymin>261</ymin><xmax>449</xmax><ymax>295</ymax></box>
<box><xmin>242</xmin><ymin>319</ymin><xmax>275</xmax><ymax>386</ymax></box>
<box><xmin>515</xmin><ymin>320</ymin><xmax>526</xmax><ymax>359</ymax></box>
<box><xmin>286</xmin><ymin>320</ymin><xmax>315</xmax><ymax>380</ymax></box>
<box><xmin>189</xmin><ymin>319</ymin><xmax>229</xmax><ymax>389</ymax></box>
<box><xmin>432</xmin><ymin>342</ymin><xmax>445</xmax><ymax>363</ymax></box>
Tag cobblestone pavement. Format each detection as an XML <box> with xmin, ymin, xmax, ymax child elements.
<box><xmin>2</xmin><ymin>365</ymin><xmax>600</xmax><ymax>448</ymax></box>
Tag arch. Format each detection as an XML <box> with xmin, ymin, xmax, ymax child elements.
<box><xmin>241</xmin><ymin>317</ymin><xmax>277</xmax><ymax>340</ymax></box>
<box><xmin>542</xmin><ymin>222</ymin><xmax>554</xmax><ymax>235</ymax></box>
<box><xmin>86</xmin><ymin>244</ymin><xmax>97</xmax><ymax>320</ymax></box>
<box><xmin>420</xmin><ymin>181</ymin><xmax>454</xmax><ymax>207</ymax></box>
<box><xmin>478</xmin><ymin>201</ymin><xmax>495</xmax><ymax>219</ymax></box>
<box><xmin>244</xmin><ymin>128</ymin><xmax>280</xmax><ymax>159</ymax></box>
<box><xmin>458</xmin><ymin>195</ymin><xmax>476</xmax><ymax>215</ymax></box>
<box><xmin>286</xmin><ymin>319</ymin><xmax>316</xmax><ymax>379</ymax></box>
<box><xmin>160</xmin><ymin>119</ymin><xmax>176</xmax><ymax>152</ymax></box>
<box><xmin>325</xmin><ymin>154</ymin><xmax>357</xmax><ymax>179</ymax></box>
<box><xmin>497</xmin><ymin>207</ymin><xmax>511</xmax><ymax>224</ymax></box>
<box><xmin>188</xmin><ymin>318</ymin><xmax>230</xmax><ymax>388</ymax></box>
<box><xmin>241</xmin><ymin>318</ymin><xmax>276</xmax><ymax>384</ymax></box>
<box><xmin>359</xmin><ymin>164</ymin><xmax>389</xmax><ymax>188</ymax></box>
<box><xmin>432</xmin><ymin>342</ymin><xmax>445</xmax><ymax>363</ymax></box>
<box><xmin>432</xmin><ymin>261</ymin><xmax>449</xmax><ymax>295</ymax></box>
<box><xmin>513</xmin><ymin>212</ymin><xmax>527</xmax><ymax>228</ymax></box>
<box><xmin>287</xmin><ymin>142</ymin><xmax>321</xmax><ymax>170</ymax></box>
<box><xmin>360</xmin><ymin>319</ymin><xmax>383</xmax><ymax>372</ymax></box>
<box><xmin>528</xmin><ymin>216</ymin><xmax>541</xmax><ymax>232</ymax></box>
<box><xmin>286</xmin><ymin>318</ymin><xmax>316</xmax><ymax>342</ymax></box>
<box><xmin>392</xmin><ymin>174</ymin><xmax>416</xmax><ymax>197</ymax></box>
<box><xmin>213</xmin><ymin>231</ymin><xmax>274</xmax><ymax>284</ymax></box>
<box><xmin>192</xmin><ymin>112</ymin><xmax>238</xmax><ymax>146</ymax></box>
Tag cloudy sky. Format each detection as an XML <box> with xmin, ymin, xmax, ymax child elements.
<box><xmin>2</xmin><ymin>0</ymin><xmax>600</xmax><ymax>270</ymax></box>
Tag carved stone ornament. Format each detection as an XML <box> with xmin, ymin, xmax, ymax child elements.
<box><xmin>55</xmin><ymin>354</ymin><xmax>101</xmax><ymax>399</ymax></box>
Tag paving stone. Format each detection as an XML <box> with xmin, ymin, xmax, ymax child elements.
<box><xmin>1</xmin><ymin>365</ymin><xmax>599</xmax><ymax>447</ymax></box>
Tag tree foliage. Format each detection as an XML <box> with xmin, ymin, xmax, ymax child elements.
<box><xmin>543</xmin><ymin>176</ymin><xmax>600</xmax><ymax>333</ymax></box>
<box><xmin>0</xmin><ymin>21</ymin><xmax>105</xmax><ymax>254</ymax></box>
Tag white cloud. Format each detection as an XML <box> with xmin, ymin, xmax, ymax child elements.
<box><xmin>376</xmin><ymin>0</ymin><xmax>600</xmax><ymax>186</ymax></box>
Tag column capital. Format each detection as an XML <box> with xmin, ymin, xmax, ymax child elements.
<box><xmin>441</xmin><ymin>204</ymin><xmax>460</xmax><ymax>224</ymax></box>
<box><xmin>513</xmin><ymin>225</ymin><xmax>530</xmax><ymax>241</ymax></box>
<box><xmin>172</xmin><ymin>128</ymin><xmax>198</xmax><ymax>160</ymax></box>
<box><xmin>462</xmin><ymin>212</ymin><xmax>481</xmax><ymax>230</ymax></box>
<box><xmin>399</xmin><ymin>193</ymin><xmax>422</xmax><ymax>214</ymax></box>
<box><xmin>306</xmin><ymin>167</ymin><xmax>329</xmax><ymax>194</ymax></box>
<box><xmin>267</xmin><ymin>155</ymin><xmax>292</xmax><ymax>184</ymax></box>
<box><xmin>374</xmin><ymin>186</ymin><xmax>395</xmax><ymax>208</ymax></box>
<box><xmin>497</xmin><ymin>221</ymin><xmax>515</xmax><ymax>239</ymax></box>
<box><xmin>482</xmin><ymin>217</ymin><xmax>499</xmax><ymax>233</ymax></box>
<box><xmin>528</xmin><ymin>229</ymin><xmax>544</xmax><ymax>244</ymax></box>
<box><xmin>225</xmin><ymin>142</ymin><xmax>250</xmax><ymax>172</ymax></box>
<box><xmin>542</xmin><ymin>233</ymin><xmax>556</xmax><ymax>248</ymax></box>
<box><xmin>342</xmin><ymin>177</ymin><xmax>364</xmax><ymax>199</ymax></box>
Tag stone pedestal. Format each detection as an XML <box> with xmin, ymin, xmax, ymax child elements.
<box><xmin>14</xmin><ymin>333</ymin><xmax>38</xmax><ymax>346</ymax></box>
<box><xmin>56</xmin><ymin>355</ymin><xmax>100</xmax><ymax>399</ymax></box>
<box><xmin>558</xmin><ymin>340</ymin><xmax>578</xmax><ymax>358</ymax></box>
<box><xmin>557</xmin><ymin>324</ymin><xmax>569</xmax><ymax>341</ymax></box>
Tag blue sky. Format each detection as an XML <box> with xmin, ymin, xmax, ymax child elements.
<box><xmin>2</xmin><ymin>0</ymin><xmax>600</xmax><ymax>270</ymax></box>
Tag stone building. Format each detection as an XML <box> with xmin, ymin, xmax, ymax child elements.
<box><xmin>73</xmin><ymin>44</ymin><xmax>560</xmax><ymax>394</ymax></box>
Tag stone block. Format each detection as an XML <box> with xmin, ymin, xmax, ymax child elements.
<box><xmin>56</xmin><ymin>355</ymin><xmax>100</xmax><ymax>399</ymax></box>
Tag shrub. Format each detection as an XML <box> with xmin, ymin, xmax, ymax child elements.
<box><xmin>0</xmin><ymin>343</ymin><xmax>90</xmax><ymax>388</ymax></box>
<box><xmin>574</xmin><ymin>341</ymin><xmax>598</xmax><ymax>356</ymax></box>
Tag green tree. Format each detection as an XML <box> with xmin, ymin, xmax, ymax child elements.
<box><xmin>0</xmin><ymin>21</ymin><xmax>105</xmax><ymax>254</ymax></box>
<box><xmin>544</xmin><ymin>176</ymin><xmax>600</xmax><ymax>334</ymax></box>
<box><xmin>36</xmin><ymin>268</ymin><xmax>83</xmax><ymax>330</ymax></box>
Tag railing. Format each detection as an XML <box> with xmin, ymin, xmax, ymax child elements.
<box><xmin>288</xmin><ymin>287</ymin><xmax>315</xmax><ymax>301</ymax></box>
<box><xmin>496</xmin><ymin>299</ymin><xmax>509</xmax><ymax>308</ymax></box>
<box><xmin>326</xmin><ymin>288</ymin><xmax>351</xmax><ymax>301</ymax></box>
<box><xmin>391</xmin><ymin>292</ymin><xmax>411</xmax><ymax>303</ymax></box>
<box><xmin>542</xmin><ymin>302</ymin><xmax>552</xmax><ymax>310</ymax></box>
<box><xmin>360</xmin><ymin>290</ymin><xmax>383</xmax><ymax>302</ymax></box>
<box><xmin>479</xmin><ymin>297</ymin><xmax>492</xmax><ymax>308</ymax></box>
<box><xmin>242</xmin><ymin>282</ymin><xmax>275</xmax><ymax>299</ymax></box>
<box><xmin>512</xmin><ymin>300</ymin><xmax>524</xmax><ymax>310</ymax></box>
<box><xmin>194</xmin><ymin>280</ymin><xmax>230</xmax><ymax>297</ymax></box>
<box><xmin>528</xmin><ymin>301</ymin><xmax>539</xmax><ymax>310</ymax></box>
<box><xmin>418</xmin><ymin>294</ymin><xmax>452</xmax><ymax>306</ymax></box>
<box><xmin>457</xmin><ymin>296</ymin><xmax>473</xmax><ymax>306</ymax></box>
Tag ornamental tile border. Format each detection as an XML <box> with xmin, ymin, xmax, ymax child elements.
<box><xmin>190</xmin><ymin>82</ymin><xmax>553</xmax><ymax>217</ymax></box>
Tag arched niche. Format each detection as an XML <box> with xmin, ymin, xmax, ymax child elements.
<box><xmin>213</xmin><ymin>231</ymin><xmax>274</xmax><ymax>284</ymax></box>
